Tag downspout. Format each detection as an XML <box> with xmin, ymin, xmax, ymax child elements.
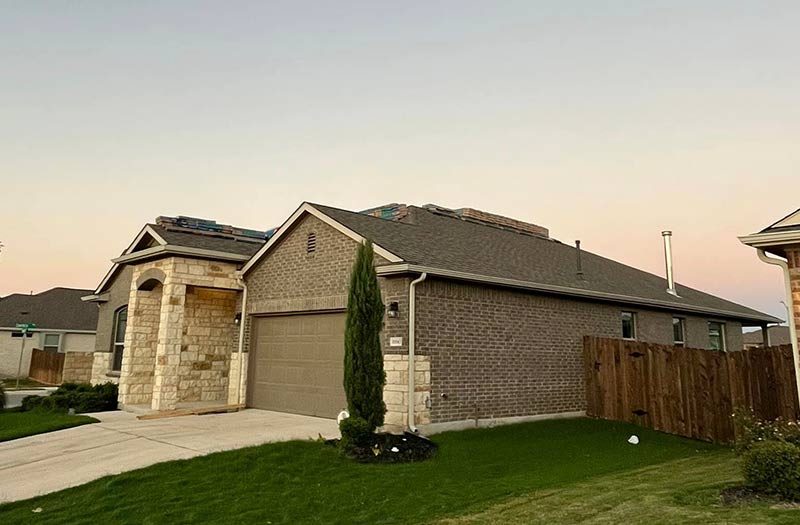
<box><xmin>407</xmin><ymin>272</ymin><xmax>427</xmax><ymax>433</ymax></box>
<box><xmin>757</xmin><ymin>249</ymin><xmax>800</xmax><ymax>406</ymax></box>
<box><xmin>236</xmin><ymin>276</ymin><xmax>248</xmax><ymax>406</ymax></box>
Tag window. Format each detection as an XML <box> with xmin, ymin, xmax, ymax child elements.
<box><xmin>306</xmin><ymin>232</ymin><xmax>317</xmax><ymax>254</ymax></box>
<box><xmin>708</xmin><ymin>321</ymin><xmax>726</xmax><ymax>351</ymax></box>
<box><xmin>672</xmin><ymin>318</ymin><xmax>686</xmax><ymax>346</ymax></box>
<box><xmin>621</xmin><ymin>311</ymin><xmax>637</xmax><ymax>340</ymax></box>
<box><xmin>43</xmin><ymin>334</ymin><xmax>61</xmax><ymax>353</ymax></box>
<box><xmin>112</xmin><ymin>306</ymin><xmax>128</xmax><ymax>372</ymax></box>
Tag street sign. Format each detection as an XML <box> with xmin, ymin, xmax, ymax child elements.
<box><xmin>15</xmin><ymin>322</ymin><xmax>36</xmax><ymax>333</ymax></box>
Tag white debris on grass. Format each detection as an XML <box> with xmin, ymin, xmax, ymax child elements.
<box><xmin>628</xmin><ymin>435</ymin><xmax>640</xmax><ymax>445</ymax></box>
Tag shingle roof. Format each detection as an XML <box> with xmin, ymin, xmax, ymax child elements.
<box><xmin>148</xmin><ymin>224</ymin><xmax>264</xmax><ymax>257</ymax></box>
<box><xmin>311</xmin><ymin>203</ymin><xmax>777</xmax><ymax>324</ymax></box>
<box><xmin>743</xmin><ymin>326</ymin><xmax>793</xmax><ymax>346</ymax></box>
<box><xmin>0</xmin><ymin>288</ymin><xmax>98</xmax><ymax>331</ymax></box>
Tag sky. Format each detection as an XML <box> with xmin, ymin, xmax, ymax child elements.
<box><xmin>0</xmin><ymin>1</ymin><xmax>798</xmax><ymax>321</ymax></box>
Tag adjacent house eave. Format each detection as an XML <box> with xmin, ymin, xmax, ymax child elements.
<box><xmin>0</xmin><ymin>327</ymin><xmax>97</xmax><ymax>334</ymax></box>
<box><xmin>240</xmin><ymin>202</ymin><xmax>404</xmax><ymax>276</ymax></box>
<box><xmin>376</xmin><ymin>263</ymin><xmax>782</xmax><ymax>325</ymax></box>
<box><xmin>739</xmin><ymin>230</ymin><xmax>800</xmax><ymax>249</ymax></box>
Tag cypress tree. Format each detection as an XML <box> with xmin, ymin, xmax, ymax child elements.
<box><xmin>343</xmin><ymin>240</ymin><xmax>386</xmax><ymax>431</ymax></box>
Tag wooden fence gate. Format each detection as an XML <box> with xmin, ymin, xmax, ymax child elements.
<box><xmin>584</xmin><ymin>336</ymin><xmax>799</xmax><ymax>443</ymax></box>
<box><xmin>28</xmin><ymin>348</ymin><xmax>65</xmax><ymax>385</ymax></box>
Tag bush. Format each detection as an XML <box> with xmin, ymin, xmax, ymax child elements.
<box><xmin>22</xmin><ymin>382</ymin><xmax>118</xmax><ymax>414</ymax></box>
<box><xmin>733</xmin><ymin>409</ymin><xmax>800</xmax><ymax>454</ymax></box>
<box><xmin>743</xmin><ymin>441</ymin><xmax>800</xmax><ymax>501</ymax></box>
<box><xmin>343</xmin><ymin>241</ymin><xmax>386</xmax><ymax>432</ymax></box>
<box><xmin>0</xmin><ymin>382</ymin><xmax>4</xmax><ymax>411</ymax></box>
<box><xmin>339</xmin><ymin>416</ymin><xmax>375</xmax><ymax>449</ymax></box>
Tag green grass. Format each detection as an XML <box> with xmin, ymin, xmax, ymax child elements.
<box><xmin>0</xmin><ymin>410</ymin><xmax>97</xmax><ymax>442</ymax></box>
<box><xmin>437</xmin><ymin>451</ymin><xmax>800</xmax><ymax>524</ymax></box>
<box><xmin>1</xmin><ymin>378</ymin><xmax>48</xmax><ymax>390</ymax></box>
<box><xmin>0</xmin><ymin>418</ymin><xmax>720</xmax><ymax>524</ymax></box>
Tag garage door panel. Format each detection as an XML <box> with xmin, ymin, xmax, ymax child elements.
<box><xmin>249</xmin><ymin>313</ymin><xmax>347</xmax><ymax>418</ymax></box>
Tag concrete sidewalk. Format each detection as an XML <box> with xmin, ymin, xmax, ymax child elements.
<box><xmin>0</xmin><ymin>409</ymin><xmax>338</xmax><ymax>503</ymax></box>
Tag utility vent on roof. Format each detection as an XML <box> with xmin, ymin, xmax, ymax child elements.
<box><xmin>307</xmin><ymin>232</ymin><xmax>317</xmax><ymax>253</ymax></box>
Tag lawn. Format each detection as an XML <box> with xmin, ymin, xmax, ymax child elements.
<box><xmin>0</xmin><ymin>418</ymin><xmax>722</xmax><ymax>524</ymax></box>
<box><xmin>438</xmin><ymin>451</ymin><xmax>800</xmax><ymax>524</ymax></box>
<box><xmin>0</xmin><ymin>411</ymin><xmax>97</xmax><ymax>442</ymax></box>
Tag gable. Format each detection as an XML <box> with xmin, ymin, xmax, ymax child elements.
<box><xmin>770</xmin><ymin>209</ymin><xmax>800</xmax><ymax>230</ymax></box>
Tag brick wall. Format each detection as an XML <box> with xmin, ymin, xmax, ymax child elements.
<box><xmin>635</xmin><ymin>310</ymin><xmax>743</xmax><ymax>351</ymax></box>
<box><xmin>416</xmin><ymin>278</ymin><xmax>746</xmax><ymax>425</ymax></box>
<box><xmin>416</xmin><ymin>278</ymin><xmax>620</xmax><ymax>423</ymax></box>
<box><xmin>787</xmin><ymin>248</ymin><xmax>800</xmax><ymax>349</ymax></box>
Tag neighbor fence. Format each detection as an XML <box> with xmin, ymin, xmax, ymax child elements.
<box><xmin>583</xmin><ymin>336</ymin><xmax>799</xmax><ymax>443</ymax></box>
<box><xmin>28</xmin><ymin>348</ymin><xmax>65</xmax><ymax>385</ymax></box>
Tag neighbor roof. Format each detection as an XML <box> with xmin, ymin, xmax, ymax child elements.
<box><xmin>304</xmin><ymin>203</ymin><xmax>778</xmax><ymax>324</ymax></box>
<box><xmin>0</xmin><ymin>288</ymin><xmax>98</xmax><ymax>331</ymax></box>
<box><xmin>743</xmin><ymin>326</ymin><xmax>793</xmax><ymax>346</ymax></box>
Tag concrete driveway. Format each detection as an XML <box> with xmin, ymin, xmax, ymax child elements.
<box><xmin>0</xmin><ymin>409</ymin><xmax>339</xmax><ymax>503</ymax></box>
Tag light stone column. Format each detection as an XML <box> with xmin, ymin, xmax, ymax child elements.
<box><xmin>151</xmin><ymin>282</ymin><xmax>187</xmax><ymax>411</ymax></box>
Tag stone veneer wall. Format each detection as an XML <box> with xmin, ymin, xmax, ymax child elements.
<box><xmin>118</xmin><ymin>256</ymin><xmax>242</xmax><ymax>410</ymax></box>
<box><xmin>118</xmin><ymin>284</ymin><xmax>162</xmax><ymax>406</ymax></box>
<box><xmin>383</xmin><ymin>354</ymin><xmax>430</xmax><ymax>429</ymax></box>
<box><xmin>178</xmin><ymin>287</ymin><xmax>237</xmax><ymax>403</ymax></box>
<box><xmin>227</xmin><ymin>351</ymin><xmax>248</xmax><ymax>405</ymax></box>
<box><xmin>62</xmin><ymin>352</ymin><xmax>95</xmax><ymax>383</ymax></box>
<box><xmin>91</xmin><ymin>352</ymin><xmax>117</xmax><ymax>385</ymax></box>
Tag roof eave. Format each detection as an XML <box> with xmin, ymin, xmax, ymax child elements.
<box><xmin>376</xmin><ymin>264</ymin><xmax>781</xmax><ymax>325</ymax></box>
<box><xmin>112</xmin><ymin>245</ymin><xmax>251</xmax><ymax>265</ymax></box>
<box><xmin>739</xmin><ymin>230</ymin><xmax>800</xmax><ymax>249</ymax></box>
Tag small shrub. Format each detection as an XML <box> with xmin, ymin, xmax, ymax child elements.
<box><xmin>0</xmin><ymin>382</ymin><xmax>4</xmax><ymax>410</ymax></box>
<box><xmin>733</xmin><ymin>408</ymin><xmax>800</xmax><ymax>454</ymax></box>
<box><xmin>339</xmin><ymin>416</ymin><xmax>375</xmax><ymax>449</ymax></box>
<box><xmin>743</xmin><ymin>441</ymin><xmax>800</xmax><ymax>501</ymax></box>
<box><xmin>21</xmin><ymin>382</ymin><xmax>118</xmax><ymax>414</ymax></box>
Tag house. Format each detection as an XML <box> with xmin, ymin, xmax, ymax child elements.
<box><xmin>739</xmin><ymin>208</ymin><xmax>800</xmax><ymax>399</ymax></box>
<box><xmin>0</xmin><ymin>288</ymin><xmax>97</xmax><ymax>381</ymax></box>
<box><xmin>89</xmin><ymin>203</ymin><xmax>778</xmax><ymax>432</ymax></box>
<box><xmin>742</xmin><ymin>325</ymin><xmax>792</xmax><ymax>349</ymax></box>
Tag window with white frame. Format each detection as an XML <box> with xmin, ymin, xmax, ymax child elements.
<box><xmin>112</xmin><ymin>306</ymin><xmax>128</xmax><ymax>372</ymax></box>
<box><xmin>43</xmin><ymin>333</ymin><xmax>61</xmax><ymax>353</ymax></box>
<box><xmin>708</xmin><ymin>321</ymin><xmax>726</xmax><ymax>351</ymax></box>
<box><xmin>621</xmin><ymin>311</ymin><xmax>637</xmax><ymax>340</ymax></box>
<box><xmin>672</xmin><ymin>317</ymin><xmax>686</xmax><ymax>346</ymax></box>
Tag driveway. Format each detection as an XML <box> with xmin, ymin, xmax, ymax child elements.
<box><xmin>0</xmin><ymin>409</ymin><xmax>339</xmax><ymax>503</ymax></box>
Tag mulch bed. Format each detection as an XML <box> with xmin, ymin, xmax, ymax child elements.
<box><xmin>329</xmin><ymin>432</ymin><xmax>438</xmax><ymax>464</ymax></box>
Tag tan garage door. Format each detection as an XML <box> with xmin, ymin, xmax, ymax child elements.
<box><xmin>248</xmin><ymin>312</ymin><xmax>347</xmax><ymax>418</ymax></box>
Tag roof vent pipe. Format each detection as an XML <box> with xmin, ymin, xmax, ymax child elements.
<box><xmin>575</xmin><ymin>240</ymin><xmax>584</xmax><ymax>280</ymax></box>
<box><xmin>662</xmin><ymin>231</ymin><xmax>679</xmax><ymax>297</ymax></box>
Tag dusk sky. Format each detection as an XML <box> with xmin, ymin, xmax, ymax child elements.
<box><xmin>1</xmin><ymin>1</ymin><xmax>797</xmax><ymax>321</ymax></box>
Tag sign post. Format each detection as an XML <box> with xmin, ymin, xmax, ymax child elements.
<box><xmin>15</xmin><ymin>323</ymin><xmax>36</xmax><ymax>389</ymax></box>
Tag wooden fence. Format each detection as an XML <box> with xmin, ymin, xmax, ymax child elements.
<box><xmin>28</xmin><ymin>348</ymin><xmax>65</xmax><ymax>385</ymax></box>
<box><xmin>584</xmin><ymin>336</ymin><xmax>799</xmax><ymax>443</ymax></box>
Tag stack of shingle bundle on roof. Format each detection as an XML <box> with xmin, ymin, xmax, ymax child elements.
<box><xmin>359</xmin><ymin>203</ymin><xmax>409</xmax><ymax>221</ymax></box>
<box><xmin>155</xmin><ymin>216</ymin><xmax>271</xmax><ymax>240</ymax></box>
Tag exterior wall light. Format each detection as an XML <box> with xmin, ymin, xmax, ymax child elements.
<box><xmin>387</xmin><ymin>302</ymin><xmax>399</xmax><ymax>318</ymax></box>
<box><xmin>234</xmin><ymin>313</ymin><xmax>242</xmax><ymax>325</ymax></box>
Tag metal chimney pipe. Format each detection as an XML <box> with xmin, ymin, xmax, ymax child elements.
<box><xmin>662</xmin><ymin>231</ymin><xmax>679</xmax><ymax>296</ymax></box>
<box><xmin>575</xmin><ymin>240</ymin><xmax>584</xmax><ymax>280</ymax></box>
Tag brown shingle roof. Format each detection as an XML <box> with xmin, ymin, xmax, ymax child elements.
<box><xmin>0</xmin><ymin>288</ymin><xmax>98</xmax><ymax>331</ymax></box>
<box><xmin>311</xmin><ymin>203</ymin><xmax>778</xmax><ymax>324</ymax></box>
<box><xmin>148</xmin><ymin>224</ymin><xmax>264</xmax><ymax>257</ymax></box>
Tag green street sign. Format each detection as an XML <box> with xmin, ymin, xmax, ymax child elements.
<box><xmin>15</xmin><ymin>322</ymin><xmax>36</xmax><ymax>332</ymax></box>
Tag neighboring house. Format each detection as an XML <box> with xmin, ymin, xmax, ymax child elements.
<box><xmin>740</xmin><ymin>208</ymin><xmax>800</xmax><ymax>396</ymax></box>
<box><xmin>743</xmin><ymin>325</ymin><xmax>792</xmax><ymax>349</ymax></box>
<box><xmin>91</xmin><ymin>203</ymin><xmax>778</xmax><ymax>432</ymax></box>
<box><xmin>0</xmin><ymin>288</ymin><xmax>97</xmax><ymax>379</ymax></box>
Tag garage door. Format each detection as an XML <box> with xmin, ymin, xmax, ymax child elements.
<box><xmin>248</xmin><ymin>312</ymin><xmax>347</xmax><ymax>418</ymax></box>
